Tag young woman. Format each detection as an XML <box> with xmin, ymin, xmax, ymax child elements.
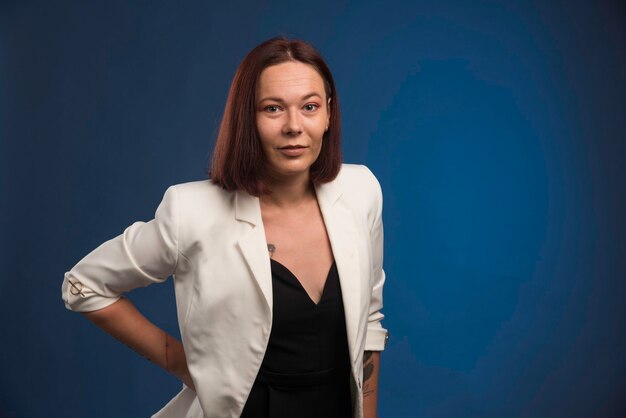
<box><xmin>62</xmin><ymin>36</ymin><xmax>388</xmax><ymax>418</ymax></box>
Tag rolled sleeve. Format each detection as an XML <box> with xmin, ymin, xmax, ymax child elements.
<box><xmin>363</xmin><ymin>166</ymin><xmax>389</xmax><ymax>351</ymax></box>
<box><xmin>61</xmin><ymin>186</ymin><xmax>180</xmax><ymax>312</ymax></box>
<box><xmin>365</xmin><ymin>271</ymin><xmax>388</xmax><ymax>351</ymax></box>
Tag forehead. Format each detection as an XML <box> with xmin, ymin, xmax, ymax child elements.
<box><xmin>257</xmin><ymin>61</ymin><xmax>326</xmax><ymax>100</ymax></box>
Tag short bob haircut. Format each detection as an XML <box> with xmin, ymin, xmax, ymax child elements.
<box><xmin>209</xmin><ymin>36</ymin><xmax>342</xmax><ymax>196</ymax></box>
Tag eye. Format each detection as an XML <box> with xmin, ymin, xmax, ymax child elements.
<box><xmin>304</xmin><ymin>103</ymin><xmax>319</xmax><ymax>112</ymax></box>
<box><xmin>264</xmin><ymin>105</ymin><xmax>281</xmax><ymax>113</ymax></box>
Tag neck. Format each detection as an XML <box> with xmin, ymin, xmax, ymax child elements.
<box><xmin>260</xmin><ymin>171</ymin><xmax>315</xmax><ymax>209</ymax></box>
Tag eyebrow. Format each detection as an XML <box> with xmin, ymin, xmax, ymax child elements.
<box><xmin>258</xmin><ymin>92</ymin><xmax>323</xmax><ymax>104</ymax></box>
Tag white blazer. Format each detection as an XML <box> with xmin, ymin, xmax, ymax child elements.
<box><xmin>62</xmin><ymin>163</ymin><xmax>388</xmax><ymax>418</ymax></box>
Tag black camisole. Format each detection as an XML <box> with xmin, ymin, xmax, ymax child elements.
<box><xmin>240</xmin><ymin>258</ymin><xmax>352</xmax><ymax>418</ymax></box>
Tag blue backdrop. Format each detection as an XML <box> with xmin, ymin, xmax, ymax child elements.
<box><xmin>1</xmin><ymin>0</ymin><xmax>625</xmax><ymax>417</ymax></box>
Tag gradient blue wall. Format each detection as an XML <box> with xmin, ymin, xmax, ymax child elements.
<box><xmin>1</xmin><ymin>1</ymin><xmax>624</xmax><ymax>417</ymax></box>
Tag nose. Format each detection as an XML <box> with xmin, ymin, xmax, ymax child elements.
<box><xmin>283</xmin><ymin>108</ymin><xmax>303</xmax><ymax>136</ymax></box>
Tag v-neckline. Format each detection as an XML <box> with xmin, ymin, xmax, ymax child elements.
<box><xmin>270</xmin><ymin>258</ymin><xmax>336</xmax><ymax>306</ymax></box>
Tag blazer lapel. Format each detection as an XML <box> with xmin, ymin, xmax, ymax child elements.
<box><xmin>234</xmin><ymin>175</ymin><xmax>362</xmax><ymax>362</ymax></box>
<box><xmin>235</xmin><ymin>190</ymin><xmax>273</xmax><ymax>312</ymax></box>
<box><xmin>315</xmin><ymin>178</ymin><xmax>362</xmax><ymax>363</ymax></box>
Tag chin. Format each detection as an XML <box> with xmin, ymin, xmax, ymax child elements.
<box><xmin>268</xmin><ymin>162</ymin><xmax>313</xmax><ymax>178</ymax></box>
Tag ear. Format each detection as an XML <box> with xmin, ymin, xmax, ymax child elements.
<box><xmin>326</xmin><ymin>97</ymin><xmax>332</xmax><ymax>125</ymax></box>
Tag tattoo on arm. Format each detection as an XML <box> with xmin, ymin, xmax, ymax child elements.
<box><xmin>363</xmin><ymin>351</ymin><xmax>375</xmax><ymax>397</ymax></box>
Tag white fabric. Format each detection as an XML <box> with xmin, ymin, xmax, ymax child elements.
<box><xmin>62</xmin><ymin>163</ymin><xmax>387</xmax><ymax>418</ymax></box>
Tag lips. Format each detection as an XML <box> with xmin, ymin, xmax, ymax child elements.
<box><xmin>277</xmin><ymin>145</ymin><xmax>308</xmax><ymax>157</ymax></box>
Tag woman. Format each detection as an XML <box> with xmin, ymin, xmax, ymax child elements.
<box><xmin>62</xmin><ymin>36</ymin><xmax>388</xmax><ymax>418</ymax></box>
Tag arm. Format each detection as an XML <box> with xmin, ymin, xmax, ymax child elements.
<box><xmin>82</xmin><ymin>296</ymin><xmax>194</xmax><ymax>390</ymax></box>
<box><xmin>362</xmin><ymin>165</ymin><xmax>388</xmax><ymax>418</ymax></box>
<box><xmin>62</xmin><ymin>187</ymin><xmax>187</xmax><ymax>383</ymax></box>
<box><xmin>62</xmin><ymin>186</ymin><xmax>180</xmax><ymax>312</ymax></box>
<box><xmin>363</xmin><ymin>350</ymin><xmax>381</xmax><ymax>418</ymax></box>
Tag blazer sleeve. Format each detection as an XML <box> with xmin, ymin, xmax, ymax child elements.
<box><xmin>363</xmin><ymin>166</ymin><xmax>389</xmax><ymax>351</ymax></box>
<box><xmin>61</xmin><ymin>186</ymin><xmax>180</xmax><ymax>312</ymax></box>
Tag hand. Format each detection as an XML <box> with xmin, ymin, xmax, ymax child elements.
<box><xmin>177</xmin><ymin>367</ymin><xmax>196</xmax><ymax>391</ymax></box>
<box><xmin>165</xmin><ymin>334</ymin><xmax>196</xmax><ymax>391</ymax></box>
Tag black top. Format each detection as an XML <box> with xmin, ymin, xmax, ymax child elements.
<box><xmin>240</xmin><ymin>258</ymin><xmax>353</xmax><ymax>418</ymax></box>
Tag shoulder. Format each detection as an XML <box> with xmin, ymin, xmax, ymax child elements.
<box><xmin>168</xmin><ymin>178</ymin><xmax>226</xmax><ymax>195</ymax></box>
<box><xmin>336</xmin><ymin>163</ymin><xmax>384</xmax><ymax>226</ymax></box>
<box><xmin>337</xmin><ymin>163</ymin><xmax>382</xmax><ymax>193</ymax></box>
<box><xmin>164</xmin><ymin>179</ymin><xmax>236</xmax><ymax>214</ymax></box>
<box><xmin>154</xmin><ymin>180</ymin><xmax>237</xmax><ymax>249</ymax></box>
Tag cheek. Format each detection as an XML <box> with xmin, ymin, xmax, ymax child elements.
<box><xmin>256</xmin><ymin>120</ymin><xmax>274</xmax><ymax>146</ymax></box>
<box><xmin>305</xmin><ymin>118</ymin><xmax>326</xmax><ymax>136</ymax></box>
<box><xmin>313</xmin><ymin>123</ymin><xmax>327</xmax><ymax>143</ymax></box>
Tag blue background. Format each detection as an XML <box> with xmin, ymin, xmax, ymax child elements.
<box><xmin>1</xmin><ymin>0</ymin><xmax>625</xmax><ymax>417</ymax></box>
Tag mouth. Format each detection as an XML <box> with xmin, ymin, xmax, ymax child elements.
<box><xmin>276</xmin><ymin>144</ymin><xmax>308</xmax><ymax>157</ymax></box>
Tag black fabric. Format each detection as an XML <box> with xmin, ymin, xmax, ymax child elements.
<box><xmin>240</xmin><ymin>258</ymin><xmax>352</xmax><ymax>418</ymax></box>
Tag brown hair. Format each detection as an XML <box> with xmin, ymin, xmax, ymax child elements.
<box><xmin>208</xmin><ymin>36</ymin><xmax>342</xmax><ymax>196</ymax></box>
